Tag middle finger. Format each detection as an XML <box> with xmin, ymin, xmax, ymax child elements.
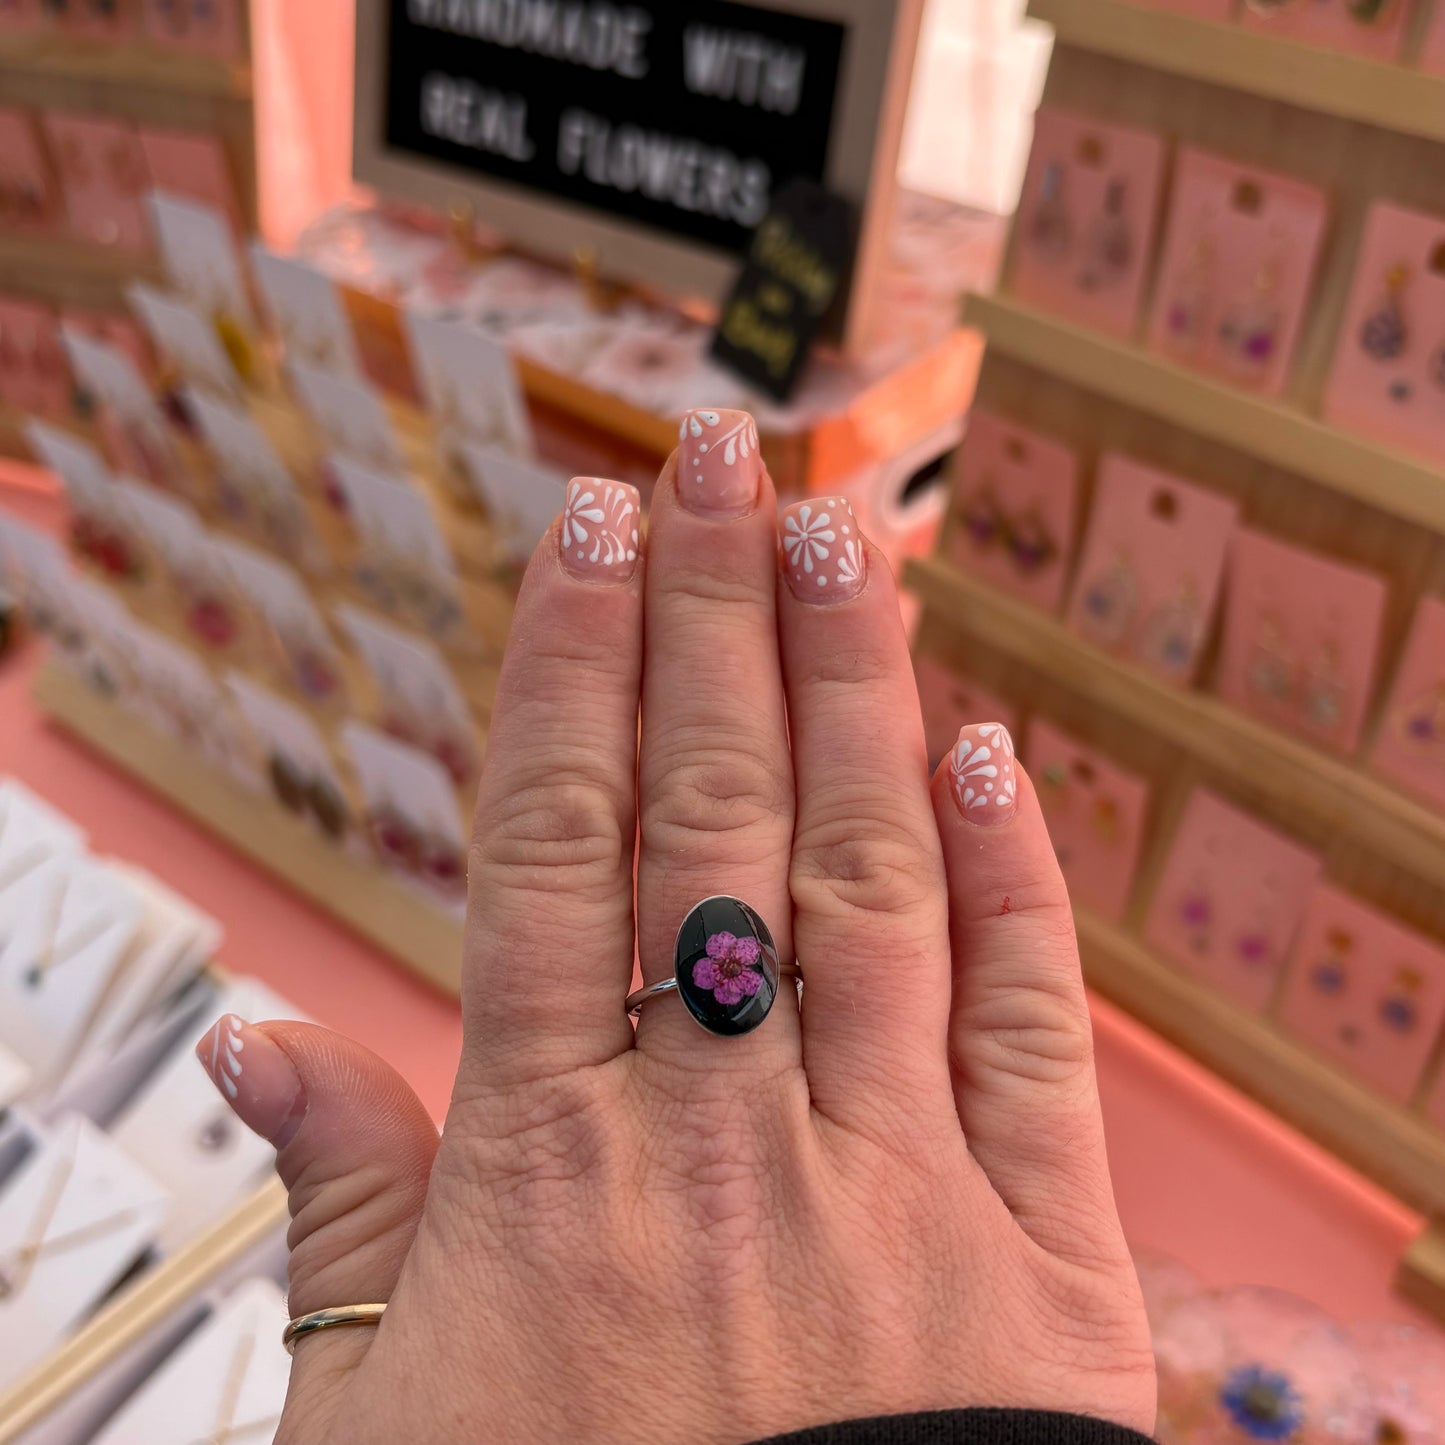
<box><xmin>635</xmin><ymin>409</ymin><xmax>798</xmax><ymax>1073</ymax></box>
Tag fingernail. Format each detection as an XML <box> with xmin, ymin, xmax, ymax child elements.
<box><xmin>780</xmin><ymin>497</ymin><xmax>867</xmax><ymax>603</ymax></box>
<box><xmin>948</xmin><ymin>723</ymin><xmax>1018</xmax><ymax>827</ymax></box>
<box><xmin>678</xmin><ymin>408</ymin><xmax>761</xmax><ymax>516</ymax></box>
<box><xmin>559</xmin><ymin>478</ymin><xmax>641</xmax><ymax>582</ymax></box>
<box><xmin>195</xmin><ymin>1015</ymin><xmax>307</xmax><ymax>1148</ymax></box>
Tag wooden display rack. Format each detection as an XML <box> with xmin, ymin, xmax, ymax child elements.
<box><xmin>907</xmin><ymin>0</ymin><xmax>1445</xmax><ymax>1316</ymax></box>
<box><xmin>0</xmin><ymin>23</ymin><xmax>257</xmax><ymax>312</ymax></box>
<box><xmin>34</xmin><ymin>664</ymin><xmax>466</xmax><ymax>995</ymax></box>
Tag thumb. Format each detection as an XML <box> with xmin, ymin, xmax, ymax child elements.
<box><xmin>194</xmin><ymin>1015</ymin><xmax>439</xmax><ymax>1434</ymax></box>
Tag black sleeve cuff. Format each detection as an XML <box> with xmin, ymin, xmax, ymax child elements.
<box><xmin>749</xmin><ymin>1408</ymin><xmax>1155</xmax><ymax>1445</ymax></box>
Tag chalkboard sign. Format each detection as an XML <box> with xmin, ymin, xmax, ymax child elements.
<box><xmin>353</xmin><ymin>0</ymin><xmax>923</xmax><ymax>353</ymax></box>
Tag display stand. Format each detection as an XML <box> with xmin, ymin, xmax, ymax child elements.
<box><xmin>906</xmin><ymin>0</ymin><xmax>1445</xmax><ymax>1316</ymax></box>
<box><xmin>33</xmin><ymin>663</ymin><xmax>466</xmax><ymax>995</ymax></box>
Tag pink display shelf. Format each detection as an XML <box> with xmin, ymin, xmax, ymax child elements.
<box><xmin>0</xmin><ymin>462</ymin><xmax>1431</xmax><ymax>1331</ymax></box>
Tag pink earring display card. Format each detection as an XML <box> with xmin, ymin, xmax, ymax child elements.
<box><xmin>1144</xmin><ymin>788</ymin><xmax>1323</xmax><ymax>1014</ymax></box>
<box><xmin>1216</xmin><ymin>529</ymin><xmax>1388</xmax><ymax>760</ymax></box>
<box><xmin>138</xmin><ymin>128</ymin><xmax>242</xmax><ymax>234</ymax></box>
<box><xmin>1423</xmin><ymin>3</ymin><xmax>1445</xmax><ymax>76</ymax></box>
<box><xmin>949</xmin><ymin>411</ymin><xmax>1080</xmax><ymax>615</ymax></box>
<box><xmin>1026</xmin><ymin>718</ymin><xmax>1150</xmax><ymax>924</ymax></box>
<box><xmin>42</xmin><ymin>112</ymin><xmax>153</xmax><ymax>254</ymax></box>
<box><xmin>913</xmin><ymin>655</ymin><xmax>1019</xmax><ymax>775</ymax></box>
<box><xmin>1147</xmin><ymin>149</ymin><xmax>1329</xmax><ymax>398</ymax></box>
<box><xmin>0</xmin><ymin>108</ymin><xmax>59</xmax><ymax>238</ymax></box>
<box><xmin>1011</xmin><ymin>108</ymin><xmax>1167</xmax><ymax>340</ymax></box>
<box><xmin>1371</xmin><ymin>596</ymin><xmax>1445</xmax><ymax>815</ymax></box>
<box><xmin>1322</xmin><ymin>203</ymin><xmax>1445</xmax><ymax>470</ymax></box>
<box><xmin>1066</xmin><ymin>453</ymin><xmax>1238</xmax><ymax>687</ymax></box>
<box><xmin>1277</xmin><ymin>884</ymin><xmax>1445</xmax><ymax>1106</ymax></box>
<box><xmin>1240</xmin><ymin>0</ymin><xmax>1414</xmax><ymax>62</ymax></box>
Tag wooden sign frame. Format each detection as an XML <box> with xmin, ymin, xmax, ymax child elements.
<box><xmin>352</xmin><ymin>0</ymin><xmax>923</xmax><ymax>354</ymax></box>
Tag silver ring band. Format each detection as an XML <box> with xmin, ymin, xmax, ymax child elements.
<box><xmin>628</xmin><ymin>963</ymin><xmax>801</xmax><ymax>1017</ymax></box>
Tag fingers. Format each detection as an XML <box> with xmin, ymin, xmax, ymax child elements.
<box><xmin>776</xmin><ymin>500</ymin><xmax>954</xmax><ymax>1131</ymax></box>
<box><xmin>463</xmin><ymin>480</ymin><xmax>643</xmax><ymax>1085</ymax></box>
<box><xmin>931</xmin><ymin>730</ymin><xmax>1124</xmax><ymax>1264</ymax></box>
<box><xmin>195</xmin><ymin>1017</ymin><xmax>438</xmax><ymax>1434</ymax></box>
<box><xmin>635</xmin><ymin>411</ymin><xmax>798</xmax><ymax>1072</ymax></box>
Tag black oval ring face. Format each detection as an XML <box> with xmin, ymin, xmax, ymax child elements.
<box><xmin>673</xmin><ymin>896</ymin><xmax>781</xmax><ymax>1037</ymax></box>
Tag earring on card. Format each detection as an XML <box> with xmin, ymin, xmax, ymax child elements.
<box><xmin>1401</xmin><ymin>682</ymin><xmax>1445</xmax><ymax>747</ymax></box>
<box><xmin>1078</xmin><ymin>553</ymin><xmax>1138</xmax><ymax>651</ymax></box>
<box><xmin>1077</xmin><ymin>178</ymin><xmax>1132</xmax><ymax>294</ymax></box>
<box><xmin>1219</xmin><ymin>249</ymin><xmax>1284</xmax><ymax>373</ymax></box>
<box><xmin>1029</xmin><ymin>162</ymin><xmax>1072</xmax><ymax>262</ymax></box>
<box><xmin>1360</xmin><ymin>263</ymin><xmax>1409</xmax><ymax>361</ymax></box>
<box><xmin>1248</xmin><ymin>616</ymin><xmax>1295</xmax><ymax>705</ymax></box>
<box><xmin>1379</xmin><ymin>966</ymin><xmax>1422</xmax><ymax>1033</ymax></box>
<box><xmin>959</xmin><ymin>483</ymin><xmax>1006</xmax><ymax>551</ymax></box>
<box><xmin>1302</xmin><ymin>634</ymin><xmax>1345</xmax><ymax>734</ymax></box>
<box><xmin>1310</xmin><ymin>927</ymin><xmax>1352</xmax><ymax>995</ymax></box>
<box><xmin>1179</xmin><ymin>878</ymin><xmax>1214</xmax><ymax>954</ymax></box>
<box><xmin>1165</xmin><ymin>234</ymin><xmax>1214</xmax><ymax>355</ymax></box>
<box><xmin>1006</xmin><ymin>505</ymin><xmax>1058</xmax><ymax>576</ymax></box>
<box><xmin>1134</xmin><ymin>581</ymin><xmax>1204</xmax><ymax>682</ymax></box>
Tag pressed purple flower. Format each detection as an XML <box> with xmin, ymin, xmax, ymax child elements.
<box><xmin>692</xmin><ymin>930</ymin><xmax>766</xmax><ymax>1006</ymax></box>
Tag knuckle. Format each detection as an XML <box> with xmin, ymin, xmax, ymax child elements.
<box><xmin>474</xmin><ymin>775</ymin><xmax>626</xmax><ymax>895</ymax></box>
<box><xmin>791</xmin><ymin>806</ymin><xmax>941</xmax><ymax>922</ymax></box>
<box><xmin>956</xmin><ymin>970</ymin><xmax>1095</xmax><ymax>1085</ymax></box>
<box><xmin>642</xmin><ymin>743</ymin><xmax>793</xmax><ymax>850</ymax></box>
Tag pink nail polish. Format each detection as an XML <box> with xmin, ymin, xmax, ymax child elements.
<box><xmin>780</xmin><ymin>497</ymin><xmax>867</xmax><ymax>603</ymax></box>
<box><xmin>678</xmin><ymin>409</ymin><xmax>761</xmax><ymax>515</ymax></box>
<box><xmin>560</xmin><ymin>478</ymin><xmax>641</xmax><ymax>582</ymax></box>
<box><xmin>195</xmin><ymin>1015</ymin><xmax>307</xmax><ymax>1148</ymax></box>
<box><xmin>949</xmin><ymin>723</ymin><xmax>1018</xmax><ymax>826</ymax></box>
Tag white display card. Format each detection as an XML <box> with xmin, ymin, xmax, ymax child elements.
<box><xmin>0</xmin><ymin>855</ymin><xmax>145</xmax><ymax>1084</ymax></box>
<box><xmin>327</xmin><ymin>455</ymin><xmax>458</xmax><ymax>588</ymax></box>
<box><xmin>128</xmin><ymin>283</ymin><xmax>241</xmax><ymax>399</ymax></box>
<box><xmin>341</xmin><ymin>720</ymin><xmax>465</xmax><ymax>847</ymax></box>
<box><xmin>334</xmin><ymin>603</ymin><xmax>473</xmax><ymax>744</ymax></box>
<box><xmin>59</xmin><ymin>326</ymin><xmax>166</xmax><ymax>434</ymax></box>
<box><xmin>0</xmin><ymin>779</ymin><xmax>87</xmax><ymax>900</ymax></box>
<box><xmin>405</xmin><ymin>311</ymin><xmax>533</xmax><ymax>457</ymax></box>
<box><xmin>89</xmin><ymin>1277</ymin><xmax>289</xmax><ymax>1445</ymax></box>
<box><xmin>148</xmin><ymin>192</ymin><xmax>254</xmax><ymax>328</ymax></box>
<box><xmin>0</xmin><ymin>1115</ymin><xmax>170</xmax><ymax>1391</ymax></box>
<box><xmin>250</xmin><ymin>246</ymin><xmax>363</xmax><ymax>379</ymax></box>
<box><xmin>459</xmin><ymin>442</ymin><xmax>568</xmax><ymax>563</ymax></box>
<box><xmin>112</xmin><ymin>979</ymin><xmax>298</xmax><ymax>1254</ymax></box>
<box><xmin>23</xmin><ymin>423</ymin><xmax>118</xmax><ymax>526</ymax></box>
<box><xmin>289</xmin><ymin>359</ymin><xmax>403</xmax><ymax>470</ymax></box>
<box><xmin>226</xmin><ymin>672</ymin><xmax>347</xmax><ymax>799</ymax></box>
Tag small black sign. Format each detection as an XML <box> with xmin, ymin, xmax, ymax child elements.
<box><xmin>384</xmin><ymin>0</ymin><xmax>848</xmax><ymax>259</ymax></box>
<box><xmin>709</xmin><ymin>178</ymin><xmax>855</xmax><ymax>401</ymax></box>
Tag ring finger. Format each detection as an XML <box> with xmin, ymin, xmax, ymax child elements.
<box><xmin>635</xmin><ymin>410</ymin><xmax>798</xmax><ymax>1075</ymax></box>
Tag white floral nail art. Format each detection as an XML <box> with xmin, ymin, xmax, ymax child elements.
<box><xmin>949</xmin><ymin>723</ymin><xmax>1018</xmax><ymax>823</ymax></box>
<box><xmin>562</xmin><ymin>479</ymin><xmax>641</xmax><ymax>579</ymax></box>
<box><xmin>679</xmin><ymin>409</ymin><xmax>760</xmax><ymax>512</ymax></box>
<box><xmin>781</xmin><ymin>497</ymin><xmax>866</xmax><ymax>600</ymax></box>
<box><xmin>206</xmin><ymin>1014</ymin><xmax>245</xmax><ymax>1100</ymax></box>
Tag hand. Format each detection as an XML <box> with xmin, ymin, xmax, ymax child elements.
<box><xmin>198</xmin><ymin>412</ymin><xmax>1156</xmax><ymax>1445</ymax></box>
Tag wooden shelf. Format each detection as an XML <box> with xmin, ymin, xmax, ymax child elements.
<box><xmin>906</xmin><ymin>554</ymin><xmax>1445</xmax><ymax>893</ymax></box>
<box><xmin>1075</xmin><ymin>908</ymin><xmax>1445</xmax><ymax>1216</ymax></box>
<box><xmin>1399</xmin><ymin>1221</ymin><xmax>1445</xmax><ymax>1320</ymax></box>
<box><xmin>0</xmin><ymin>1182</ymin><xmax>286</xmax><ymax>1445</ymax></box>
<box><xmin>0</xmin><ymin>234</ymin><xmax>163</xmax><ymax>310</ymax></box>
<box><xmin>34</xmin><ymin>663</ymin><xmax>465</xmax><ymax>995</ymax></box>
<box><xmin>0</xmin><ymin>34</ymin><xmax>250</xmax><ymax>103</ymax></box>
<box><xmin>964</xmin><ymin>294</ymin><xmax>1445</xmax><ymax>538</ymax></box>
<box><xmin>1031</xmin><ymin>0</ymin><xmax>1445</xmax><ymax>145</ymax></box>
